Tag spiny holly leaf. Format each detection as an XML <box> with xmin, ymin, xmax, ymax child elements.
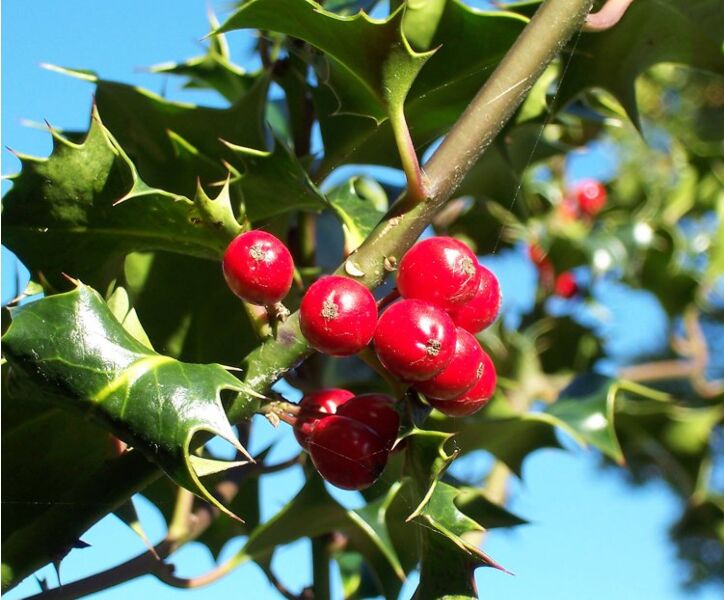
<box><xmin>556</xmin><ymin>0</ymin><xmax>724</xmax><ymax>124</ymax></box>
<box><xmin>327</xmin><ymin>177</ymin><xmax>386</xmax><ymax>253</ymax></box>
<box><xmin>1</xmin><ymin>365</ymin><xmax>116</xmax><ymax>576</ymax></box>
<box><xmin>222</xmin><ymin>139</ymin><xmax>327</xmax><ymax>221</ymax></box>
<box><xmin>403</xmin><ymin>430</ymin><xmax>507</xmax><ymax>599</ymax></box>
<box><xmin>1</xmin><ymin>284</ymin><xmax>259</xmax><ymax>524</ymax></box>
<box><xmin>233</xmin><ymin>476</ymin><xmax>404</xmax><ymax>599</ymax></box>
<box><xmin>1</xmin><ymin>362</ymin><xmax>161</xmax><ymax>591</ymax></box>
<box><xmin>314</xmin><ymin>0</ymin><xmax>527</xmax><ymax>172</ymax></box>
<box><xmin>403</xmin><ymin>429</ymin><xmax>457</xmax><ymax>515</ymax></box>
<box><xmin>2</xmin><ymin>109</ymin><xmax>235</xmax><ymax>291</ymax></box>
<box><xmin>151</xmin><ymin>12</ymin><xmax>256</xmax><ymax>103</ymax></box>
<box><xmin>216</xmin><ymin>0</ymin><xmax>433</xmax><ymax>122</ymax></box>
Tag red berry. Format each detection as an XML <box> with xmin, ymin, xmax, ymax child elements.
<box><xmin>416</xmin><ymin>328</ymin><xmax>485</xmax><ymax>400</ymax></box>
<box><xmin>428</xmin><ymin>350</ymin><xmax>496</xmax><ymax>417</ymax></box>
<box><xmin>554</xmin><ymin>271</ymin><xmax>579</xmax><ymax>298</ymax></box>
<box><xmin>293</xmin><ymin>388</ymin><xmax>354</xmax><ymax>450</ymax></box>
<box><xmin>374</xmin><ymin>299</ymin><xmax>456</xmax><ymax>382</ymax></box>
<box><xmin>308</xmin><ymin>415</ymin><xmax>388</xmax><ymax>490</ymax></box>
<box><xmin>447</xmin><ymin>265</ymin><xmax>501</xmax><ymax>334</ymax></box>
<box><xmin>397</xmin><ymin>237</ymin><xmax>481</xmax><ymax>310</ymax></box>
<box><xmin>300</xmin><ymin>276</ymin><xmax>378</xmax><ymax>356</ymax></box>
<box><xmin>223</xmin><ymin>230</ymin><xmax>294</xmax><ymax>305</ymax></box>
<box><xmin>337</xmin><ymin>393</ymin><xmax>399</xmax><ymax>448</ymax></box>
<box><xmin>574</xmin><ymin>179</ymin><xmax>607</xmax><ymax>216</ymax></box>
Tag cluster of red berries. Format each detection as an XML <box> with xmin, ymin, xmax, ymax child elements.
<box><xmin>293</xmin><ymin>390</ymin><xmax>399</xmax><ymax>490</ymax></box>
<box><xmin>222</xmin><ymin>232</ymin><xmax>500</xmax><ymax>489</ymax></box>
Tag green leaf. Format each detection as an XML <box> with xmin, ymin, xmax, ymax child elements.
<box><xmin>222</xmin><ymin>139</ymin><xmax>327</xmax><ymax>221</ymax></box>
<box><xmin>231</xmin><ymin>476</ymin><xmax>405</xmax><ymax>599</ymax></box>
<box><xmin>403</xmin><ymin>431</ymin><xmax>508</xmax><ymax>600</ymax></box>
<box><xmin>436</xmin><ymin>399</ymin><xmax>562</xmax><ymax>477</ymax></box>
<box><xmin>91</xmin><ymin>69</ymin><xmax>269</xmax><ymax>196</ymax></box>
<box><xmin>1</xmin><ymin>284</ymin><xmax>258</xmax><ymax>524</ymax></box>
<box><xmin>151</xmin><ymin>12</ymin><xmax>257</xmax><ymax>103</ymax></box>
<box><xmin>314</xmin><ymin>0</ymin><xmax>527</xmax><ymax>173</ymax></box>
<box><xmin>2</xmin><ymin>109</ymin><xmax>235</xmax><ymax>291</ymax></box>
<box><xmin>1</xmin><ymin>363</ymin><xmax>161</xmax><ymax>591</ymax></box>
<box><xmin>216</xmin><ymin>0</ymin><xmax>433</xmax><ymax>122</ymax></box>
<box><xmin>327</xmin><ymin>177</ymin><xmax>386</xmax><ymax>252</ymax></box>
<box><xmin>557</xmin><ymin>0</ymin><xmax>724</xmax><ymax>124</ymax></box>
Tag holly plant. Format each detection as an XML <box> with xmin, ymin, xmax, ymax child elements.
<box><xmin>2</xmin><ymin>0</ymin><xmax>723</xmax><ymax>599</ymax></box>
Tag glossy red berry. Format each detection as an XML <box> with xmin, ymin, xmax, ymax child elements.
<box><xmin>397</xmin><ymin>237</ymin><xmax>481</xmax><ymax>310</ymax></box>
<box><xmin>374</xmin><ymin>299</ymin><xmax>456</xmax><ymax>382</ymax></box>
<box><xmin>574</xmin><ymin>179</ymin><xmax>607</xmax><ymax>216</ymax></box>
<box><xmin>308</xmin><ymin>415</ymin><xmax>388</xmax><ymax>490</ymax></box>
<box><xmin>223</xmin><ymin>230</ymin><xmax>294</xmax><ymax>305</ymax></box>
<box><xmin>416</xmin><ymin>328</ymin><xmax>485</xmax><ymax>400</ymax></box>
<box><xmin>300</xmin><ymin>275</ymin><xmax>377</xmax><ymax>356</ymax></box>
<box><xmin>554</xmin><ymin>271</ymin><xmax>579</xmax><ymax>298</ymax></box>
<box><xmin>428</xmin><ymin>350</ymin><xmax>497</xmax><ymax>417</ymax></box>
<box><xmin>293</xmin><ymin>388</ymin><xmax>354</xmax><ymax>450</ymax></box>
<box><xmin>337</xmin><ymin>393</ymin><xmax>399</xmax><ymax>449</ymax></box>
<box><xmin>447</xmin><ymin>265</ymin><xmax>501</xmax><ymax>334</ymax></box>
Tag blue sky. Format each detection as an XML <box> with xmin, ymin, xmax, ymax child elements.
<box><xmin>2</xmin><ymin>2</ymin><xmax>721</xmax><ymax>599</ymax></box>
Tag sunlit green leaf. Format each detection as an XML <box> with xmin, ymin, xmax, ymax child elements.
<box><xmin>2</xmin><ymin>284</ymin><xmax>258</xmax><ymax>524</ymax></box>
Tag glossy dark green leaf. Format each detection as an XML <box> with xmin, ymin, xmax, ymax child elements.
<box><xmin>223</xmin><ymin>139</ymin><xmax>327</xmax><ymax>222</ymax></box>
<box><xmin>403</xmin><ymin>430</ymin><xmax>507</xmax><ymax>599</ymax></box>
<box><xmin>2</xmin><ymin>284</ymin><xmax>258</xmax><ymax>523</ymax></box>
<box><xmin>314</xmin><ymin>0</ymin><xmax>527</xmax><ymax>173</ymax></box>
<box><xmin>557</xmin><ymin>0</ymin><xmax>724</xmax><ymax>124</ymax></box>
<box><xmin>2</xmin><ymin>109</ymin><xmax>234</xmax><ymax>291</ymax></box>
<box><xmin>1</xmin><ymin>362</ymin><xmax>161</xmax><ymax>591</ymax></box>
<box><xmin>216</xmin><ymin>0</ymin><xmax>432</xmax><ymax>122</ymax></box>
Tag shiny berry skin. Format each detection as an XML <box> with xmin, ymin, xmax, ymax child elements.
<box><xmin>428</xmin><ymin>350</ymin><xmax>496</xmax><ymax>417</ymax></box>
<box><xmin>447</xmin><ymin>265</ymin><xmax>501</xmax><ymax>334</ymax></box>
<box><xmin>223</xmin><ymin>231</ymin><xmax>294</xmax><ymax>305</ymax></box>
<box><xmin>300</xmin><ymin>276</ymin><xmax>378</xmax><ymax>356</ymax></box>
<box><xmin>397</xmin><ymin>237</ymin><xmax>481</xmax><ymax>310</ymax></box>
<box><xmin>554</xmin><ymin>271</ymin><xmax>579</xmax><ymax>298</ymax></box>
<box><xmin>337</xmin><ymin>393</ymin><xmax>399</xmax><ymax>448</ymax></box>
<box><xmin>308</xmin><ymin>415</ymin><xmax>388</xmax><ymax>490</ymax></box>
<box><xmin>416</xmin><ymin>328</ymin><xmax>485</xmax><ymax>400</ymax></box>
<box><xmin>293</xmin><ymin>388</ymin><xmax>355</xmax><ymax>450</ymax></box>
<box><xmin>574</xmin><ymin>179</ymin><xmax>607</xmax><ymax>216</ymax></box>
<box><xmin>374</xmin><ymin>299</ymin><xmax>456</xmax><ymax>382</ymax></box>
